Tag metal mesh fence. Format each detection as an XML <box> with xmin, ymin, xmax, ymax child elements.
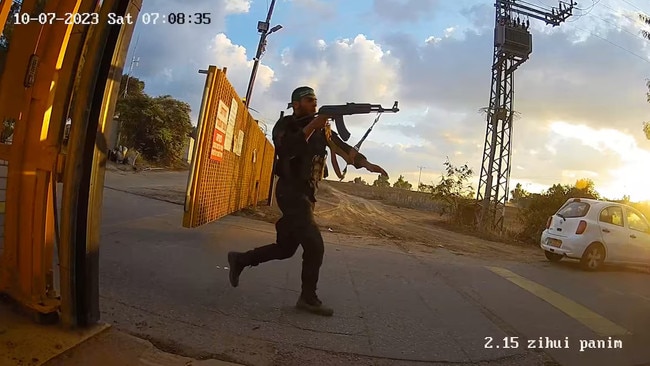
<box><xmin>183</xmin><ymin>67</ymin><xmax>275</xmax><ymax>228</ymax></box>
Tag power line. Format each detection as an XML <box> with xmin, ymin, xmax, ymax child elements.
<box><xmin>586</xmin><ymin>10</ymin><xmax>649</xmax><ymax>43</ymax></box>
<box><xmin>575</xmin><ymin>0</ymin><xmax>602</xmax><ymax>12</ymax></box>
<box><xmin>620</xmin><ymin>0</ymin><xmax>648</xmax><ymax>14</ymax></box>
<box><xmin>598</xmin><ymin>0</ymin><xmax>646</xmax><ymax>24</ymax></box>
<box><xmin>574</xmin><ymin>24</ymin><xmax>650</xmax><ymax>63</ymax></box>
<box><xmin>534</xmin><ymin>0</ymin><xmax>650</xmax><ymax>63</ymax></box>
<box><xmin>576</xmin><ymin>1</ymin><xmax>650</xmax><ymax>64</ymax></box>
<box><xmin>568</xmin><ymin>0</ymin><xmax>603</xmax><ymax>22</ymax></box>
<box><xmin>531</xmin><ymin>0</ymin><xmax>600</xmax><ymax>22</ymax></box>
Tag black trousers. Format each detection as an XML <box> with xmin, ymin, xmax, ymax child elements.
<box><xmin>241</xmin><ymin>179</ymin><xmax>325</xmax><ymax>295</ymax></box>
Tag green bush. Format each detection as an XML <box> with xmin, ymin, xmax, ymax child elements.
<box><xmin>516</xmin><ymin>181</ymin><xmax>600</xmax><ymax>243</ymax></box>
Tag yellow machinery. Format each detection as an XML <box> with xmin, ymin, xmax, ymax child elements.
<box><xmin>0</xmin><ymin>0</ymin><xmax>140</xmax><ymax>327</ymax></box>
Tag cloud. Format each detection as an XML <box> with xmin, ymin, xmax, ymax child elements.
<box><xmin>208</xmin><ymin>34</ymin><xmax>275</xmax><ymax>99</ymax></box>
<box><xmin>129</xmin><ymin>0</ymin><xmax>650</xmax><ymax>200</ymax></box>
<box><xmin>125</xmin><ymin>0</ymin><xmax>252</xmax><ymax>122</ymax></box>
<box><xmin>258</xmin><ymin>34</ymin><xmax>401</xmax><ymax>113</ymax></box>
<box><xmin>364</xmin><ymin>13</ymin><xmax>650</xmax><ymax>192</ymax></box>
<box><xmin>460</xmin><ymin>2</ymin><xmax>493</xmax><ymax>31</ymax></box>
<box><xmin>225</xmin><ymin>0</ymin><xmax>251</xmax><ymax>13</ymax></box>
<box><xmin>544</xmin><ymin>121</ymin><xmax>650</xmax><ymax>201</ymax></box>
<box><xmin>260</xmin><ymin>18</ymin><xmax>649</xmax><ymax>194</ymax></box>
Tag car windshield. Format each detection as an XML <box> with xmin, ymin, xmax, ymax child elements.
<box><xmin>557</xmin><ymin>201</ymin><xmax>590</xmax><ymax>218</ymax></box>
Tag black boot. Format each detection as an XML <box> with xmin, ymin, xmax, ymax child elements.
<box><xmin>227</xmin><ymin>252</ymin><xmax>245</xmax><ymax>287</ymax></box>
<box><xmin>296</xmin><ymin>292</ymin><xmax>334</xmax><ymax>317</ymax></box>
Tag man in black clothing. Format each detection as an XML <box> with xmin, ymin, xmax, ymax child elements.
<box><xmin>227</xmin><ymin>86</ymin><xmax>387</xmax><ymax>316</ymax></box>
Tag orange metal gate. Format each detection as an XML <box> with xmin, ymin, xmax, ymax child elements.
<box><xmin>183</xmin><ymin>66</ymin><xmax>275</xmax><ymax>228</ymax></box>
<box><xmin>0</xmin><ymin>0</ymin><xmax>140</xmax><ymax>326</ymax></box>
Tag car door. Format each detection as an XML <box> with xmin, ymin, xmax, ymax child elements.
<box><xmin>623</xmin><ymin>207</ymin><xmax>650</xmax><ymax>264</ymax></box>
<box><xmin>598</xmin><ymin>206</ymin><xmax>630</xmax><ymax>262</ymax></box>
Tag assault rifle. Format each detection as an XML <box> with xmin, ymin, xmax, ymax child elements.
<box><xmin>317</xmin><ymin>101</ymin><xmax>399</xmax><ymax>141</ymax></box>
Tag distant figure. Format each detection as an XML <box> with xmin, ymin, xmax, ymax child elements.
<box><xmin>115</xmin><ymin>146</ymin><xmax>129</xmax><ymax>164</ymax></box>
<box><xmin>226</xmin><ymin>86</ymin><xmax>388</xmax><ymax>316</ymax></box>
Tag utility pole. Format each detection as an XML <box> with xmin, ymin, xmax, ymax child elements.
<box><xmin>244</xmin><ymin>0</ymin><xmax>282</xmax><ymax>110</ymax></box>
<box><xmin>115</xmin><ymin>35</ymin><xmax>140</xmax><ymax>149</ymax></box>
<box><xmin>417</xmin><ymin>166</ymin><xmax>426</xmax><ymax>190</ymax></box>
<box><xmin>122</xmin><ymin>33</ymin><xmax>140</xmax><ymax>98</ymax></box>
<box><xmin>476</xmin><ymin>0</ymin><xmax>575</xmax><ymax>231</ymax></box>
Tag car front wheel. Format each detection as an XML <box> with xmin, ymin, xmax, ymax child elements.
<box><xmin>580</xmin><ymin>243</ymin><xmax>605</xmax><ymax>271</ymax></box>
<box><xmin>545</xmin><ymin>251</ymin><xmax>563</xmax><ymax>262</ymax></box>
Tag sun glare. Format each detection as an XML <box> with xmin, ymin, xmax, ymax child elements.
<box><xmin>607</xmin><ymin>164</ymin><xmax>650</xmax><ymax>202</ymax></box>
<box><xmin>549</xmin><ymin>121</ymin><xmax>650</xmax><ymax>202</ymax></box>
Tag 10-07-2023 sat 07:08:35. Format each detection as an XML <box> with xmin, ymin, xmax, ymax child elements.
<box><xmin>10</xmin><ymin>12</ymin><xmax>213</xmax><ymax>25</ymax></box>
<box><xmin>484</xmin><ymin>336</ymin><xmax>624</xmax><ymax>352</ymax></box>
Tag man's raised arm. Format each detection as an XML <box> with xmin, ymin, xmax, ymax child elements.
<box><xmin>272</xmin><ymin>115</ymin><xmax>330</xmax><ymax>158</ymax></box>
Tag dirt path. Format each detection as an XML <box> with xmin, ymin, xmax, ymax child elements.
<box><xmin>238</xmin><ymin>182</ymin><xmax>541</xmax><ymax>262</ymax></box>
<box><xmin>103</xmin><ymin>169</ymin><xmax>540</xmax><ymax>262</ymax></box>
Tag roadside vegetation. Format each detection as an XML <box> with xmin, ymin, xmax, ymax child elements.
<box><xmin>113</xmin><ymin>75</ymin><xmax>194</xmax><ymax>170</ymax></box>
<box><xmin>343</xmin><ymin>77</ymin><xmax>650</xmax><ymax>246</ymax></box>
<box><xmin>113</xmin><ymin>73</ymin><xmax>650</xmax><ymax>248</ymax></box>
<box><xmin>337</xmin><ymin>158</ymin><xmax>647</xmax><ymax>246</ymax></box>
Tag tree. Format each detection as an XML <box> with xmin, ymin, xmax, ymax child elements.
<box><xmin>372</xmin><ymin>174</ymin><xmax>390</xmax><ymax>188</ymax></box>
<box><xmin>0</xmin><ymin>0</ymin><xmax>23</xmax><ymax>74</ymax></box>
<box><xmin>1</xmin><ymin>119</ymin><xmax>14</xmax><ymax>143</ymax></box>
<box><xmin>572</xmin><ymin>178</ymin><xmax>599</xmax><ymax>199</ymax></box>
<box><xmin>510</xmin><ymin>182</ymin><xmax>530</xmax><ymax>205</ymax></box>
<box><xmin>119</xmin><ymin>74</ymin><xmax>146</xmax><ymax>97</ymax></box>
<box><xmin>392</xmin><ymin>175</ymin><xmax>412</xmax><ymax>190</ymax></box>
<box><xmin>431</xmin><ymin>159</ymin><xmax>474</xmax><ymax>199</ymax></box>
<box><xmin>418</xmin><ymin>182</ymin><xmax>434</xmax><ymax>193</ymax></box>
<box><xmin>353</xmin><ymin>176</ymin><xmax>367</xmax><ymax>185</ymax></box>
<box><xmin>516</xmin><ymin>179</ymin><xmax>601</xmax><ymax>243</ymax></box>
<box><xmin>431</xmin><ymin>159</ymin><xmax>475</xmax><ymax>220</ymax></box>
<box><xmin>115</xmin><ymin>76</ymin><xmax>193</xmax><ymax>166</ymax></box>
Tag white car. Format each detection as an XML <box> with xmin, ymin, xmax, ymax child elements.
<box><xmin>540</xmin><ymin>198</ymin><xmax>650</xmax><ymax>271</ymax></box>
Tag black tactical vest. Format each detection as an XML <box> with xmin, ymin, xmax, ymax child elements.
<box><xmin>273</xmin><ymin>115</ymin><xmax>329</xmax><ymax>197</ymax></box>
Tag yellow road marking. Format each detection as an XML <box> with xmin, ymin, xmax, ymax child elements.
<box><xmin>487</xmin><ymin>266</ymin><xmax>631</xmax><ymax>337</ymax></box>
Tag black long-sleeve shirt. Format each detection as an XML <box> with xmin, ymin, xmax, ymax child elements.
<box><xmin>272</xmin><ymin>114</ymin><xmax>329</xmax><ymax>201</ymax></box>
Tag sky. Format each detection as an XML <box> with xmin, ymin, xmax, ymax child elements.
<box><xmin>124</xmin><ymin>0</ymin><xmax>650</xmax><ymax>202</ymax></box>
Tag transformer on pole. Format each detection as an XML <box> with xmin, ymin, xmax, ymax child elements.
<box><xmin>476</xmin><ymin>0</ymin><xmax>576</xmax><ymax>231</ymax></box>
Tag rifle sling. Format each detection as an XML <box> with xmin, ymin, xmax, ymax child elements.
<box><xmin>324</xmin><ymin>124</ymin><xmax>357</xmax><ymax>180</ymax></box>
<box><xmin>330</xmin><ymin>147</ymin><xmax>344</xmax><ymax>180</ymax></box>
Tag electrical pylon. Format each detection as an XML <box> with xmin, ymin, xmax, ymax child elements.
<box><xmin>476</xmin><ymin>0</ymin><xmax>576</xmax><ymax>230</ymax></box>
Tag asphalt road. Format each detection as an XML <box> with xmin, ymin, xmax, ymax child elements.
<box><xmin>98</xmin><ymin>170</ymin><xmax>650</xmax><ymax>366</ymax></box>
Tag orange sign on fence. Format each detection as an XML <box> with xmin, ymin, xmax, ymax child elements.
<box><xmin>210</xmin><ymin>129</ymin><xmax>225</xmax><ymax>161</ymax></box>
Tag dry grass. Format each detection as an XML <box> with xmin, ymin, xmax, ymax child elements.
<box><xmin>325</xmin><ymin>181</ymin><xmax>446</xmax><ymax>212</ymax></box>
<box><xmin>324</xmin><ymin>180</ymin><xmax>532</xmax><ymax>245</ymax></box>
<box><xmin>234</xmin><ymin>179</ymin><xmax>541</xmax><ymax>260</ymax></box>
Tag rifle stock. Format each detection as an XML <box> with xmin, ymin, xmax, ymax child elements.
<box><xmin>318</xmin><ymin>101</ymin><xmax>399</xmax><ymax>141</ymax></box>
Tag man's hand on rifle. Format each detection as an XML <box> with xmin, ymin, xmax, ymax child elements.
<box><xmin>303</xmin><ymin>114</ymin><xmax>331</xmax><ymax>140</ymax></box>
